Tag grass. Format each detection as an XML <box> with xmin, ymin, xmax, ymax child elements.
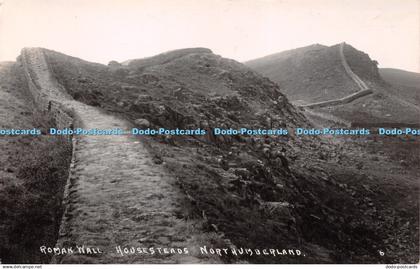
<box><xmin>0</xmin><ymin>111</ymin><xmax>72</xmax><ymax>263</ymax></box>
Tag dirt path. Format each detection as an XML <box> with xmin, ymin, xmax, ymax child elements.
<box><xmin>21</xmin><ymin>48</ymin><xmax>219</xmax><ymax>264</ymax></box>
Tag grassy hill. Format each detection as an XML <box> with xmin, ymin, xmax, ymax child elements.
<box><xmin>379</xmin><ymin>68</ymin><xmax>420</xmax><ymax>106</ymax></box>
<box><xmin>246</xmin><ymin>44</ymin><xmax>420</xmax><ymax>125</ymax></box>
<box><xmin>380</xmin><ymin>68</ymin><xmax>420</xmax><ymax>88</ymax></box>
<box><xmin>122</xmin><ymin>48</ymin><xmax>213</xmax><ymax>68</ymax></box>
<box><xmin>245</xmin><ymin>44</ymin><xmax>359</xmax><ymax>103</ymax></box>
<box><xmin>39</xmin><ymin>48</ymin><xmax>419</xmax><ymax>263</ymax></box>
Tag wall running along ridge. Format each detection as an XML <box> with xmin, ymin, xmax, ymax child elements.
<box><xmin>300</xmin><ymin>42</ymin><xmax>373</xmax><ymax>109</ymax></box>
<box><xmin>20</xmin><ymin>49</ymin><xmax>74</xmax><ymax>130</ymax></box>
<box><xmin>19</xmin><ymin>48</ymin><xmax>219</xmax><ymax>264</ymax></box>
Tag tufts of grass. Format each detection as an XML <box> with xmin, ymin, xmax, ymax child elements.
<box><xmin>0</xmin><ymin>113</ymin><xmax>72</xmax><ymax>263</ymax></box>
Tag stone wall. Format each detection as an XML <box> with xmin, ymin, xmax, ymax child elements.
<box><xmin>301</xmin><ymin>88</ymin><xmax>373</xmax><ymax>109</ymax></box>
<box><xmin>299</xmin><ymin>42</ymin><xmax>373</xmax><ymax>109</ymax></box>
<box><xmin>339</xmin><ymin>42</ymin><xmax>369</xmax><ymax>91</ymax></box>
<box><xmin>19</xmin><ymin>48</ymin><xmax>77</xmax><ymax>263</ymax></box>
<box><xmin>19</xmin><ymin>49</ymin><xmax>74</xmax><ymax>130</ymax></box>
<box><xmin>18</xmin><ymin>48</ymin><xmax>216</xmax><ymax>264</ymax></box>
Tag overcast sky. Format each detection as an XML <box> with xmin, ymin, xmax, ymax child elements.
<box><xmin>0</xmin><ymin>0</ymin><xmax>418</xmax><ymax>72</ymax></box>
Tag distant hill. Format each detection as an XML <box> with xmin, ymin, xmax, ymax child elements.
<box><xmin>380</xmin><ymin>68</ymin><xmax>420</xmax><ymax>88</ymax></box>
<box><xmin>245</xmin><ymin>44</ymin><xmax>360</xmax><ymax>103</ymax></box>
<box><xmin>379</xmin><ymin>68</ymin><xmax>420</xmax><ymax>106</ymax></box>
<box><xmin>246</xmin><ymin>43</ymin><xmax>420</xmax><ymax>125</ymax></box>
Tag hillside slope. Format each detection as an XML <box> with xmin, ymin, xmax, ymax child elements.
<box><xmin>246</xmin><ymin>44</ymin><xmax>359</xmax><ymax>103</ymax></box>
<box><xmin>0</xmin><ymin>62</ymin><xmax>72</xmax><ymax>263</ymax></box>
<box><xmin>379</xmin><ymin>68</ymin><xmax>420</xmax><ymax>106</ymax></box>
<box><xmin>380</xmin><ymin>68</ymin><xmax>420</xmax><ymax>88</ymax></box>
<box><xmin>246</xmin><ymin>43</ymin><xmax>420</xmax><ymax>125</ymax></box>
<box><xmin>122</xmin><ymin>48</ymin><xmax>213</xmax><ymax>68</ymax></box>
<box><xmin>39</xmin><ymin>48</ymin><xmax>419</xmax><ymax>263</ymax></box>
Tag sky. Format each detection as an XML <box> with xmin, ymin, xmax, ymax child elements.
<box><xmin>0</xmin><ymin>0</ymin><xmax>419</xmax><ymax>72</ymax></box>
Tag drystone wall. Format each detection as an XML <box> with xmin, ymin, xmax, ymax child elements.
<box><xmin>20</xmin><ymin>49</ymin><xmax>74</xmax><ymax>129</ymax></box>
<box><xmin>299</xmin><ymin>42</ymin><xmax>373</xmax><ymax>109</ymax></box>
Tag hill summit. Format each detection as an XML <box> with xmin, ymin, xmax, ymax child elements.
<box><xmin>245</xmin><ymin>43</ymin><xmax>380</xmax><ymax>103</ymax></box>
<box><xmin>246</xmin><ymin>43</ymin><xmax>420</xmax><ymax>125</ymax></box>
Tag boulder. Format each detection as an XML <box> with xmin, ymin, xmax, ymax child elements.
<box><xmin>108</xmin><ymin>60</ymin><xmax>122</xmax><ymax>67</ymax></box>
<box><xmin>134</xmin><ymin>94</ymin><xmax>153</xmax><ymax>104</ymax></box>
<box><xmin>134</xmin><ymin>118</ymin><xmax>151</xmax><ymax>128</ymax></box>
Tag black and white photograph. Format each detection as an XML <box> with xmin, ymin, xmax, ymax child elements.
<box><xmin>0</xmin><ymin>0</ymin><xmax>418</xmax><ymax>267</ymax></box>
